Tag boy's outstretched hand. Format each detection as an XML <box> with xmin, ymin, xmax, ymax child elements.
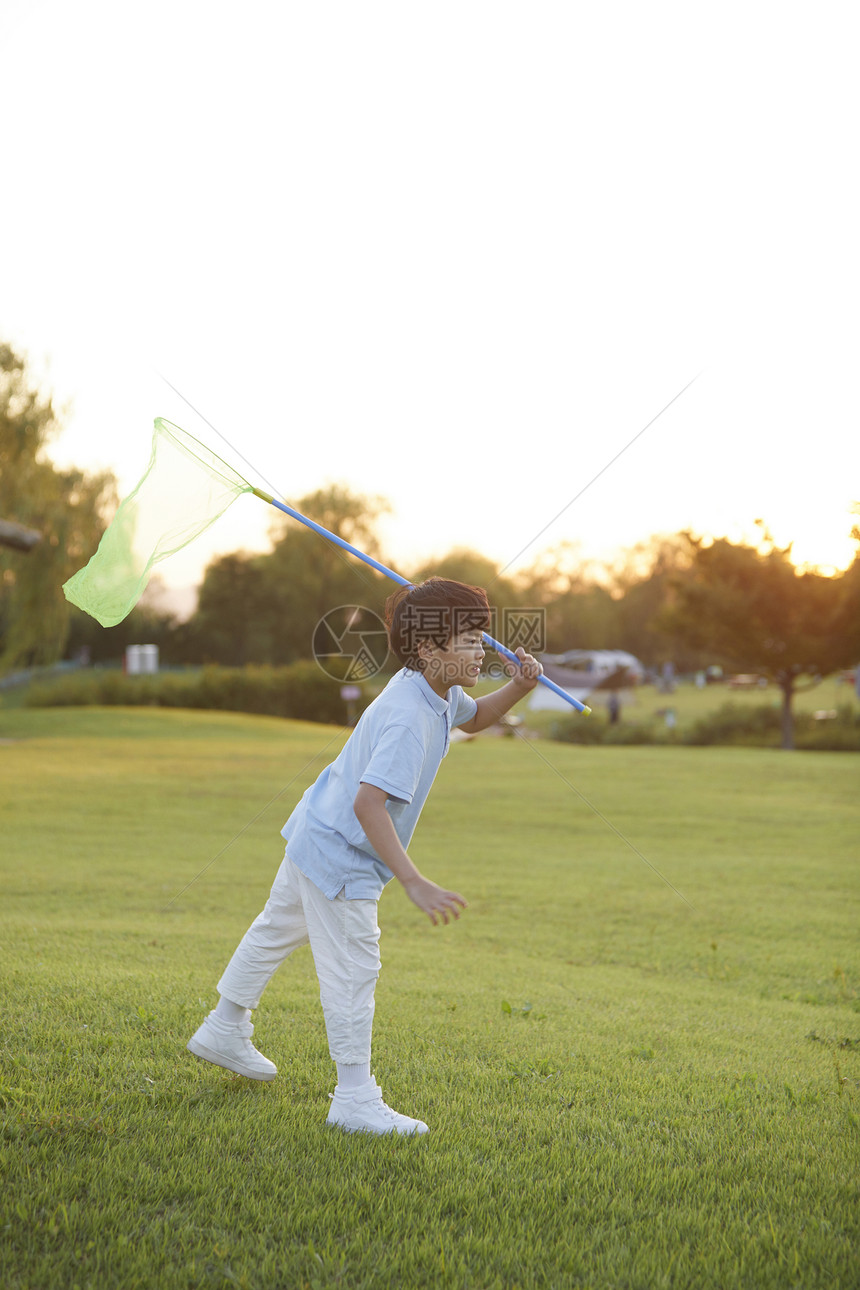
<box><xmin>403</xmin><ymin>875</ymin><xmax>468</xmax><ymax>926</ymax></box>
<box><xmin>353</xmin><ymin>782</ymin><xmax>467</xmax><ymax>925</ymax></box>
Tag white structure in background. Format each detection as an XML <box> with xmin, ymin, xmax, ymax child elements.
<box><xmin>125</xmin><ymin>644</ymin><xmax>159</xmax><ymax>674</ymax></box>
<box><xmin>528</xmin><ymin>649</ymin><xmax>645</xmax><ymax>712</ymax></box>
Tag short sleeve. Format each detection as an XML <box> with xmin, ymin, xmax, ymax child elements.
<box><xmin>359</xmin><ymin>723</ymin><xmax>426</xmax><ymax>803</ymax></box>
<box><xmin>449</xmin><ymin>686</ymin><xmax>479</xmax><ymax>728</ymax></box>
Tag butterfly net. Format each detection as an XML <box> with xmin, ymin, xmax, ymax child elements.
<box><xmin>63</xmin><ymin>418</ymin><xmax>253</xmax><ymax>627</ymax></box>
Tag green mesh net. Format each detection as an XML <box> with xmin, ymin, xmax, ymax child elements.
<box><xmin>63</xmin><ymin>418</ymin><xmax>253</xmax><ymax>627</ymax></box>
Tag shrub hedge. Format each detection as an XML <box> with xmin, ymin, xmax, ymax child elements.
<box><xmin>551</xmin><ymin>702</ymin><xmax>860</xmax><ymax>751</ymax></box>
<box><xmin>686</xmin><ymin>701</ymin><xmax>860</xmax><ymax>750</ymax></box>
<box><xmin>22</xmin><ymin>674</ymin><xmax>860</xmax><ymax>750</ymax></box>
<box><xmin>24</xmin><ymin>662</ymin><xmax>370</xmax><ymax>725</ymax></box>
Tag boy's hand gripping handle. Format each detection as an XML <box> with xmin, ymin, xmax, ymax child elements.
<box><xmin>482</xmin><ymin>633</ymin><xmax>591</xmax><ymax>714</ymax></box>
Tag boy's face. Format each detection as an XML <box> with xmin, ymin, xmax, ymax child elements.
<box><xmin>419</xmin><ymin>628</ymin><xmax>485</xmax><ymax>696</ymax></box>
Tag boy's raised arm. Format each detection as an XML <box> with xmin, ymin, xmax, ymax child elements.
<box><xmin>458</xmin><ymin>647</ymin><xmax>542</xmax><ymax>735</ymax></box>
<box><xmin>353</xmin><ymin>783</ymin><xmax>467</xmax><ymax>926</ymax></box>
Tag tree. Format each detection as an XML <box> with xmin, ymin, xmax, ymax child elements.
<box><xmin>64</xmin><ymin>577</ymin><xmax>180</xmax><ymax>666</ymax></box>
<box><xmin>0</xmin><ymin>343</ymin><xmax>115</xmax><ymax>671</ymax></box>
<box><xmin>180</xmin><ymin>485</ymin><xmax>392</xmax><ymax>666</ymax></box>
<box><xmin>661</xmin><ymin>531</ymin><xmax>860</xmax><ymax>749</ymax></box>
<box><xmin>515</xmin><ymin>544</ymin><xmax>621</xmax><ymax>656</ymax></box>
<box><xmin>410</xmin><ymin>547</ymin><xmax>521</xmax><ymax>607</ymax></box>
<box><xmin>609</xmin><ymin>534</ymin><xmax>709</xmax><ymax>671</ymax></box>
<box><xmin>831</xmin><ymin>508</ymin><xmax>860</xmax><ymax>667</ymax></box>
<box><xmin>179</xmin><ymin>552</ymin><xmax>272</xmax><ymax>664</ymax></box>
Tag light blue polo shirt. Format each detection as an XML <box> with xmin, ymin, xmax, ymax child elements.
<box><xmin>281</xmin><ymin>668</ymin><xmax>478</xmax><ymax>900</ymax></box>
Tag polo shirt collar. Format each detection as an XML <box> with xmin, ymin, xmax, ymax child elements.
<box><xmin>405</xmin><ymin>667</ymin><xmax>449</xmax><ymax>715</ymax></box>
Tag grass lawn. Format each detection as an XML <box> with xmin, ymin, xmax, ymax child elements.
<box><xmin>1</xmin><ymin>706</ymin><xmax>857</xmax><ymax>1289</ymax></box>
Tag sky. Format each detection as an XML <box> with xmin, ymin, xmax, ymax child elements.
<box><xmin>3</xmin><ymin>0</ymin><xmax>858</xmax><ymax>604</ymax></box>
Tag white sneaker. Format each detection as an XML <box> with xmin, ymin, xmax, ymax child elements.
<box><xmin>186</xmin><ymin>1012</ymin><xmax>277</xmax><ymax>1081</ymax></box>
<box><xmin>326</xmin><ymin>1079</ymin><xmax>429</xmax><ymax>1136</ymax></box>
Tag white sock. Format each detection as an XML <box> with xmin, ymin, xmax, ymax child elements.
<box><xmin>336</xmin><ymin>1062</ymin><xmax>372</xmax><ymax>1091</ymax></box>
<box><xmin>214</xmin><ymin>996</ymin><xmax>251</xmax><ymax>1026</ymax></box>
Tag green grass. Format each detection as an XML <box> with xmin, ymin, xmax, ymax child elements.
<box><xmin>1</xmin><ymin>706</ymin><xmax>858</xmax><ymax>1289</ymax></box>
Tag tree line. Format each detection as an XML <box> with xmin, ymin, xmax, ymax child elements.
<box><xmin>3</xmin><ymin>340</ymin><xmax>859</xmax><ymax>749</ymax></box>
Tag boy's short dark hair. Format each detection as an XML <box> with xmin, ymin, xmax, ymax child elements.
<box><xmin>385</xmin><ymin>578</ymin><xmax>491</xmax><ymax>671</ymax></box>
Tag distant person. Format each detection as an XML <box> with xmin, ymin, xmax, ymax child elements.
<box><xmin>187</xmin><ymin>578</ymin><xmax>542</xmax><ymax>1136</ymax></box>
<box><xmin>608</xmin><ymin>691</ymin><xmax>620</xmax><ymax>724</ymax></box>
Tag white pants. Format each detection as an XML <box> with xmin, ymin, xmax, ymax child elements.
<box><xmin>217</xmin><ymin>851</ymin><xmax>381</xmax><ymax>1065</ymax></box>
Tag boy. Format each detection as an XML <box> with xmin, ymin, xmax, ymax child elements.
<box><xmin>187</xmin><ymin>578</ymin><xmax>542</xmax><ymax>1135</ymax></box>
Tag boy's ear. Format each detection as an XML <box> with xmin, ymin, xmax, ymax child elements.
<box><xmin>416</xmin><ymin>639</ymin><xmax>438</xmax><ymax>665</ymax></box>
